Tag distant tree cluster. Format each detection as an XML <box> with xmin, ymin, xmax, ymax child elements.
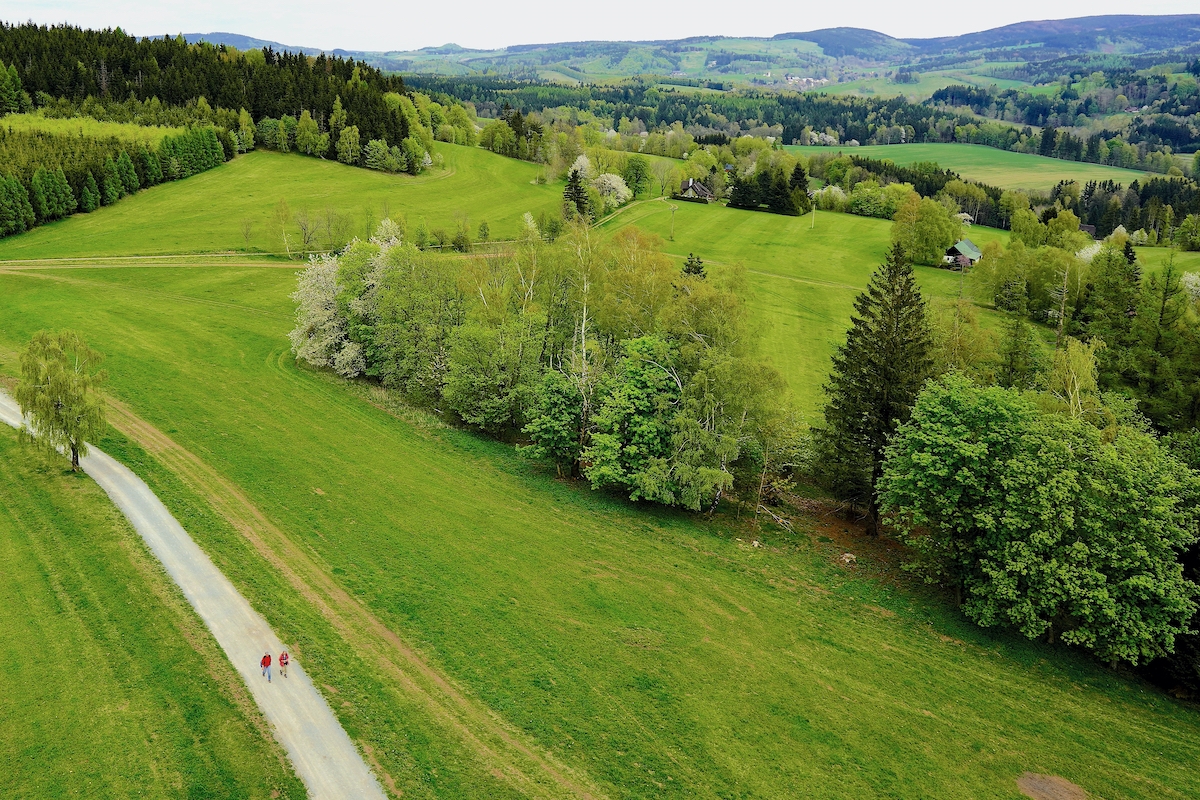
<box><xmin>290</xmin><ymin>219</ymin><xmax>787</xmax><ymax>510</ymax></box>
<box><xmin>0</xmin><ymin>125</ymin><xmax>226</xmax><ymax>237</ymax></box>
<box><xmin>812</xmin><ymin>241</ymin><xmax>1200</xmax><ymax>681</ymax></box>
<box><xmin>728</xmin><ymin>162</ymin><xmax>811</xmax><ymax>216</ymax></box>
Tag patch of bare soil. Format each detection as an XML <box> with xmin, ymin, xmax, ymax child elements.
<box><xmin>1017</xmin><ymin>772</ymin><xmax>1088</xmax><ymax>800</ymax></box>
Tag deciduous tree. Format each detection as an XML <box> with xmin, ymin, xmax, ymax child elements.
<box><xmin>15</xmin><ymin>331</ymin><xmax>107</xmax><ymax>470</ymax></box>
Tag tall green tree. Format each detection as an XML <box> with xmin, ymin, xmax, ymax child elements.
<box><xmin>100</xmin><ymin>155</ymin><xmax>123</xmax><ymax>204</ymax></box>
<box><xmin>336</xmin><ymin>125</ymin><xmax>361</xmax><ymax>165</ymax></box>
<box><xmin>882</xmin><ymin>374</ymin><xmax>1199</xmax><ymax>666</ymax></box>
<box><xmin>563</xmin><ymin>167</ymin><xmax>589</xmax><ymax>218</ymax></box>
<box><xmin>816</xmin><ymin>243</ymin><xmax>934</xmax><ymax>531</ymax></box>
<box><xmin>79</xmin><ymin>172</ymin><xmax>100</xmax><ymax>213</ymax></box>
<box><xmin>116</xmin><ymin>150</ymin><xmax>140</xmax><ymax>194</ymax></box>
<box><xmin>15</xmin><ymin>331</ymin><xmax>107</xmax><ymax>471</ymax></box>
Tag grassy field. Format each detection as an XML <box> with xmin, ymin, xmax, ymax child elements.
<box><xmin>1</xmin><ymin>112</ymin><xmax>185</xmax><ymax>144</ymax></box>
<box><xmin>1</xmin><ymin>146</ymin><xmax>1199</xmax><ymax>798</ymax></box>
<box><xmin>0</xmin><ymin>145</ymin><xmax>562</xmax><ymax>260</ymax></box>
<box><xmin>602</xmin><ymin>199</ymin><xmax>1010</xmax><ymax>414</ymax></box>
<box><xmin>787</xmin><ymin>142</ymin><xmax>1153</xmax><ymax>191</ymax></box>
<box><xmin>818</xmin><ymin>70</ymin><xmax>1030</xmax><ymax>101</ymax></box>
<box><xmin>0</xmin><ymin>425</ymin><xmax>303</xmax><ymax>799</ymax></box>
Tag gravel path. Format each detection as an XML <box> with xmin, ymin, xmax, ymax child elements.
<box><xmin>0</xmin><ymin>391</ymin><xmax>387</xmax><ymax>800</ymax></box>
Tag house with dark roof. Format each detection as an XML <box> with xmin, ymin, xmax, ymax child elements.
<box><xmin>944</xmin><ymin>238</ymin><xmax>982</xmax><ymax>268</ymax></box>
<box><xmin>677</xmin><ymin>178</ymin><xmax>715</xmax><ymax>202</ymax></box>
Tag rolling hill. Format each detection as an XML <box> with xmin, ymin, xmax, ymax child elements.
<box><xmin>2</xmin><ymin>145</ymin><xmax>1200</xmax><ymax>798</ymax></box>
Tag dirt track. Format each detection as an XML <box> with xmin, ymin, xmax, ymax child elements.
<box><xmin>0</xmin><ymin>390</ymin><xmax>387</xmax><ymax>800</ymax></box>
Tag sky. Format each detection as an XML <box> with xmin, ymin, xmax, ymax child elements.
<box><xmin>4</xmin><ymin>0</ymin><xmax>1200</xmax><ymax>52</ymax></box>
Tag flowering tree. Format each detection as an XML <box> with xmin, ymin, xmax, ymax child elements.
<box><xmin>592</xmin><ymin>173</ymin><xmax>632</xmax><ymax>210</ymax></box>
<box><xmin>288</xmin><ymin>254</ymin><xmax>362</xmax><ymax>376</ymax></box>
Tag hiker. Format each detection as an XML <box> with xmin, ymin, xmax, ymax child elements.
<box><xmin>279</xmin><ymin>650</ymin><xmax>290</xmax><ymax>679</ymax></box>
<box><xmin>261</xmin><ymin>651</ymin><xmax>272</xmax><ymax>682</ymax></box>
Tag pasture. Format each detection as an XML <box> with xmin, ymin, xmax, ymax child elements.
<box><xmin>0</xmin><ymin>425</ymin><xmax>303</xmax><ymax>799</ymax></box>
<box><xmin>0</xmin><ymin>145</ymin><xmax>562</xmax><ymax>260</ymax></box>
<box><xmin>817</xmin><ymin>70</ymin><xmax>1031</xmax><ymax>102</ymax></box>
<box><xmin>0</xmin><ymin>146</ymin><xmax>1008</xmax><ymax>413</ymax></box>
<box><xmin>1</xmin><ymin>145</ymin><xmax>1199</xmax><ymax>798</ymax></box>
<box><xmin>602</xmin><ymin>199</ymin><xmax>1010</xmax><ymax>413</ymax></box>
<box><xmin>786</xmin><ymin>142</ymin><xmax>1153</xmax><ymax>191</ymax></box>
<box><xmin>0</xmin><ymin>112</ymin><xmax>185</xmax><ymax>144</ymax></box>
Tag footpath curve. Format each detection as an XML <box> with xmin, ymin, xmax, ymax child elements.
<box><xmin>0</xmin><ymin>391</ymin><xmax>386</xmax><ymax>800</ymax></box>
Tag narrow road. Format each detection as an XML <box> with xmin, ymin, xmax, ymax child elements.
<box><xmin>0</xmin><ymin>391</ymin><xmax>387</xmax><ymax>800</ymax></box>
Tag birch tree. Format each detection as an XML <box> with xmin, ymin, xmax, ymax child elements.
<box><xmin>15</xmin><ymin>331</ymin><xmax>107</xmax><ymax>471</ymax></box>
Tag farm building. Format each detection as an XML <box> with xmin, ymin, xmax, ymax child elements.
<box><xmin>678</xmin><ymin>178</ymin><xmax>715</xmax><ymax>202</ymax></box>
<box><xmin>944</xmin><ymin>239</ymin><xmax>982</xmax><ymax>268</ymax></box>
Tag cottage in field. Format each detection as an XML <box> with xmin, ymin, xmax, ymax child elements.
<box><xmin>678</xmin><ymin>178</ymin><xmax>715</xmax><ymax>202</ymax></box>
<box><xmin>943</xmin><ymin>238</ymin><xmax>982</xmax><ymax>269</ymax></box>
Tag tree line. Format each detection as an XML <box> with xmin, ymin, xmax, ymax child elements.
<box><xmin>0</xmin><ymin>125</ymin><xmax>226</xmax><ymax>237</ymax></box>
<box><xmin>812</xmin><ymin>240</ymin><xmax>1200</xmax><ymax>689</ymax></box>
<box><xmin>290</xmin><ymin>217</ymin><xmax>787</xmax><ymax>511</ymax></box>
<box><xmin>0</xmin><ymin>23</ymin><xmax>460</xmax><ymax>169</ymax></box>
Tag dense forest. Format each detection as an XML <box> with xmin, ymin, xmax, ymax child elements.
<box><xmin>0</xmin><ymin>22</ymin><xmax>414</xmax><ymax>149</ymax></box>
<box><xmin>0</xmin><ymin>126</ymin><xmax>226</xmax><ymax>236</ymax></box>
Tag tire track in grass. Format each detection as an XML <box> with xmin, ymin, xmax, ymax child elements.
<box><xmin>100</xmin><ymin>393</ymin><xmax>605</xmax><ymax>800</ymax></box>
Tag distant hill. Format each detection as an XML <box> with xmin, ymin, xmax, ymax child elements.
<box><xmin>183</xmin><ymin>32</ymin><xmax>325</xmax><ymax>55</ymax></box>
<box><xmin>772</xmin><ymin>28</ymin><xmax>912</xmax><ymax>60</ymax></box>
<box><xmin>904</xmin><ymin>14</ymin><xmax>1200</xmax><ymax>56</ymax></box>
<box><xmin>185</xmin><ymin>14</ymin><xmax>1200</xmax><ymax>85</ymax></box>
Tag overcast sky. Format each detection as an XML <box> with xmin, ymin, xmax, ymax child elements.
<box><xmin>5</xmin><ymin>1</ymin><xmax>1199</xmax><ymax>52</ymax></box>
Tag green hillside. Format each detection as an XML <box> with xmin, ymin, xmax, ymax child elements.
<box><xmin>0</xmin><ymin>146</ymin><xmax>562</xmax><ymax>260</ymax></box>
<box><xmin>786</xmin><ymin>143</ymin><xmax>1153</xmax><ymax>191</ymax></box>
<box><xmin>1</xmin><ymin>146</ymin><xmax>1199</xmax><ymax>798</ymax></box>
<box><xmin>0</xmin><ymin>426</ymin><xmax>303</xmax><ymax>799</ymax></box>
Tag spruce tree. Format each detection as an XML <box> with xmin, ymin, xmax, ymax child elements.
<box><xmin>997</xmin><ymin>314</ymin><xmax>1044</xmax><ymax>389</ymax></box>
<box><xmin>53</xmin><ymin>168</ymin><xmax>77</xmax><ymax>216</ymax></box>
<box><xmin>563</xmin><ymin>167</ymin><xmax>589</xmax><ymax>218</ymax></box>
<box><xmin>101</xmin><ymin>156</ymin><xmax>123</xmax><ymax>204</ymax></box>
<box><xmin>789</xmin><ymin>162</ymin><xmax>812</xmax><ymax>214</ymax></box>
<box><xmin>80</xmin><ymin>172</ymin><xmax>100</xmax><ymax>213</ymax></box>
<box><xmin>817</xmin><ymin>243</ymin><xmax>934</xmax><ymax>532</ymax></box>
<box><xmin>116</xmin><ymin>151</ymin><xmax>139</xmax><ymax>194</ymax></box>
<box><xmin>682</xmin><ymin>253</ymin><xmax>705</xmax><ymax>278</ymax></box>
<box><xmin>0</xmin><ymin>60</ymin><xmax>16</xmax><ymax>114</ymax></box>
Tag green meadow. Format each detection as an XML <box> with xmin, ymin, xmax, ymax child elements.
<box><xmin>0</xmin><ymin>426</ymin><xmax>303</xmax><ymax>799</ymax></box>
<box><xmin>786</xmin><ymin>142</ymin><xmax>1153</xmax><ymax>191</ymax></box>
<box><xmin>602</xmin><ymin>200</ymin><xmax>1010</xmax><ymax>413</ymax></box>
<box><xmin>0</xmin><ymin>145</ymin><xmax>562</xmax><ymax>260</ymax></box>
<box><xmin>2</xmin><ymin>147</ymin><xmax>1199</xmax><ymax>798</ymax></box>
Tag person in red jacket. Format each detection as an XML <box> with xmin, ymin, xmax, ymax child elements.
<box><xmin>261</xmin><ymin>651</ymin><xmax>272</xmax><ymax>682</ymax></box>
<box><xmin>279</xmin><ymin>650</ymin><xmax>290</xmax><ymax>679</ymax></box>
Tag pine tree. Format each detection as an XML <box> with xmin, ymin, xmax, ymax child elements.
<box><xmin>682</xmin><ymin>253</ymin><xmax>705</xmax><ymax>278</ymax></box>
<box><xmin>53</xmin><ymin>168</ymin><xmax>77</xmax><ymax>216</ymax></box>
<box><xmin>789</xmin><ymin>162</ymin><xmax>812</xmax><ymax>214</ymax></box>
<box><xmin>996</xmin><ymin>314</ymin><xmax>1044</xmax><ymax>389</ymax></box>
<box><xmin>816</xmin><ymin>243</ymin><xmax>934</xmax><ymax>532</ymax></box>
<box><xmin>0</xmin><ymin>60</ymin><xmax>16</xmax><ymax>115</ymax></box>
<box><xmin>767</xmin><ymin>169</ymin><xmax>800</xmax><ymax>215</ymax></box>
<box><xmin>101</xmin><ymin>156</ymin><xmax>123</xmax><ymax>204</ymax></box>
<box><xmin>116</xmin><ymin>151</ymin><xmax>139</xmax><ymax>193</ymax></box>
<box><xmin>728</xmin><ymin>172</ymin><xmax>758</xmax><ymax>209</ymax></box>
<box><xmin>30</xmin><ymin>167</ymin><xmax>53</xmax><ymax>221</ymax></box>
<box><xmin>138</xmin><ymin>145</ymin><xmax>163</xmax><ymax>185</ymax></box>
<box><xmin>79</xmin><ymin>172</ymin><xmax>100</xmax><ymax>213</ymax></box>
<box><xmin>563</xmin><ymin>167</ymin><xmax>589</xmax><ymax>217</ymax></box>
